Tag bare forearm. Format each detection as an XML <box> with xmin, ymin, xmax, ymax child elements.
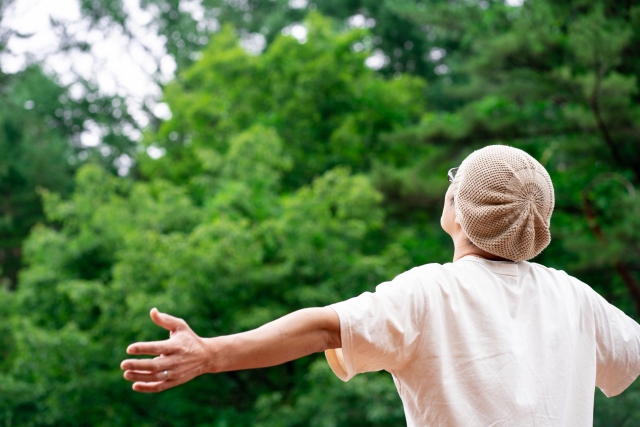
<box><xmin>205</xmin><ymin>307</ymin><xmax>341</xmax><ymax>373</ymax></box>
<box><xmin>121</xmin><ymin>307</ymin><xmax>341</xmax><ymax>392</ymax></box>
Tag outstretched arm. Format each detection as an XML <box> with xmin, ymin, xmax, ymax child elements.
<box><xmin>121</xmin><ymin>307</ymin><xmax>341</xmax><ymax>393</ymax></box>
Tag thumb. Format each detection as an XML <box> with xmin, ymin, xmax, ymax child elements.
<box><xmin>150</xmin><ymin>307</ymin><xmax>184</xmax><ymax>333</ymax></box>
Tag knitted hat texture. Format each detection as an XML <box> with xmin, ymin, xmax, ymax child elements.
<box><xmin>453</xmin><ymin>145</ymin><xmax>555</xmax><ymax>261</ymax></box>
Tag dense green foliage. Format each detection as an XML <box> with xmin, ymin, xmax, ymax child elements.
<box><xmin>2</xmin><ymin>0</ymin><xmax>640</xmax><ymax>425</ymax></box>
<box><xmin>0</xmin><ymin>65</ymin><xmax>138</xmax><ymax>288</ymax></box>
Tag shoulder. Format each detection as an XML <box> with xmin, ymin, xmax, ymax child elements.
<box><xmin>371</xmin><ymin>263</ymin><xmax>443</xmax><ymax>292</ymax></box>
<box><xmin>405</xmin><ymin>259</ymin><xmax>493</xmax><ymax>282</ymax></box>
<box><xmin>526</xmin><ymin>262</ymin><xmax>601</xmax><ymax>301</ymax></box>
<box><xmin>375</xmin><ymin>263</ymin><xmax>457</xmax><ymax>298</ymax></box>
<box><xmin>389</xmin><ymin>262</ymin><xmax>453</xmax><ymax>284</ymax></box>
<box><xmin>527</xmin><ymin>261</ymin><xmax>569</xmax><ymax>276</ymax></box>
<box><xmin>527</xmin><ymin>262</ymin><xmax>587</xmax><ymax>287</ymax></box>
<box><xmin>412</xmin><ymin>261</ymin><xmax>468</xmax><ymax>276</ymax></box>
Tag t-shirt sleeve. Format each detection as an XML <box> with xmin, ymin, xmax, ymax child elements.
<box><xmin>324</xmin><ymin>270</ymin><xmax>426</xmax><ymax>382</ymax></box>
<box><xmin>591</xmin><ymin>290</ymin><xmax>640</xmax><ymax>397</ymax></box>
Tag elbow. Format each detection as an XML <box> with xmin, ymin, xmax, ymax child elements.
<box><xmin>319</xmin><ymin>307</ymin><xmax>342</xmax><ymax>351</ymax></box>
<box><xmin>299</xmin><ymin>307</ymin><xmax>342</xmax><ymax>353</ymax></box>
<box><xmin>321</xmin><ymin>326</ymin><xmax>342</xmax><ymax>352</ymax></box>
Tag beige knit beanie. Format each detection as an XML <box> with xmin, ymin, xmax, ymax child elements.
<box><xmin>453</xmin><ymin>145</ymin><xmax>554</xmax><ymax>261</ymax></box>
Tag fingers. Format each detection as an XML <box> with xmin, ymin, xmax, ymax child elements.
<box><xmin>132</xmin><ymin>380</ymin><xmax>178</xmax><ymax>393</ymax></box>
<box><xmin>127</xmin><ymin>339</ymin><xmax>176</xmax><ymax>356</ymax></box>
<box><xmin>121</xmin><ymin>356</ymin><xmax>172</xmax><ymax>372</ymax></box>
<box><xmin>125</xmin><ymin>368</ymin><xmax>190</xmax><ymax>393</ymax></box>
<box><xmin>123</xmin><ymin>370</ymin><xmax>166</xmax><ymax>383</ymax></box>
<box><xmin>150</xmin><ymin>308</ymin><xmax>186</xmax><ymax>333</ymax></box>
<box><xmin>122</xmin><ymin>308</ymin><xmax>199</xmax><ymax>394</ymax></box>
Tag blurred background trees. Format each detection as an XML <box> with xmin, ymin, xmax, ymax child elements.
<box><xmin>1</xmin><ymin>0</ymin><xmax>640</xmax><ymax>425</ymax></box>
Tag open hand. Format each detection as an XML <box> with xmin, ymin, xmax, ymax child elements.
<box><xmin>121</xmin><ymin>308</ymin><xmax>211</xmax><ymax>393</ymax></box>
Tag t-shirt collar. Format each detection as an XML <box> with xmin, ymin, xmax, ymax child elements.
<box><xmin>458</xmin><ymin>255</ymin><xmax>520</xmax><ymax>277</ymax></box>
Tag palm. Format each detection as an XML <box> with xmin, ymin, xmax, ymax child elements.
<box><xmin>121</xmin><ymin>308</ymin><xmax>208</xmax><ymax>393</ymax></box>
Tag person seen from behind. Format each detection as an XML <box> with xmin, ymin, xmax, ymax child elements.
<box><xmin>121</xmin><ymin>145</ymin><xmax>640</xmax><ymax>426</ymax></box>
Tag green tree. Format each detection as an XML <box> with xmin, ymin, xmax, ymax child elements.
<box><xmin>372</xmin><ymin>1</ymin><xmax>640</xmax><ymax>422</ymax></box>
<box><xmin>0</xmin><ymin>66</ymin><xmax>73</xmax><ymax>288</ymax></box>
<box><xmin>1</xmin><ymin>17</ymin><xmax>423</xmax><ymax>426</ymax></box>
<box><xmin>380</xmin><ymin>0</ymin><xmax>640</xmax><ymax>311</ymax></box>
<box><xmin>0</xmin><ymin>0</ymin><xmax>143</xmax><ymax>287</ymax></box>
<box><xmin>5</xmin><ymin>1</ymin><xmax>640</xmax><ymax>425</ymax></box>
<box><xmin>0</xmin><ymin>63</ymin><xmax>140</xmax><ymax>289</ymax></box>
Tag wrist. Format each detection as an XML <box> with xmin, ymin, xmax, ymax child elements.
<box><xmin>202</xmin><ymin>337</ymin><xmax>223</xmax><ymax>374</ymax></box>
<box><xmin>201</xmin><ymin>335</ymin><xmax>232</xmax><ymax>374</ymax></box>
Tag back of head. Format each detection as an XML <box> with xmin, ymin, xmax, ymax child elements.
<box><xmin>453</xmin><ymin>145</ymin><xmax>555</xmax><ymax>262</ymax></box>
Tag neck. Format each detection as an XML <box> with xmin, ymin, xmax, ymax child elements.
<box><xmin>451</xmin><ymin>232</ymin><xmax>509</xmax><ymax>263</ymax></box>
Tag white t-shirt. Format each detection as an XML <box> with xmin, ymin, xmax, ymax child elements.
<box><xmin>325</xmin><ymin>256</ymin><xmax>640</xmax><ymax>427</ymax></box>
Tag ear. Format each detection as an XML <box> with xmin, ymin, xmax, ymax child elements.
<box><xmin>453</xmin><ymin>212</ymin><xmax>465</xmax><ymax>231</ymax></box>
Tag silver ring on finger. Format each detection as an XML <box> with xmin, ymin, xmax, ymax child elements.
<box><xmin>163</xmin><ymin>370</ymin><xmax>168</xmax><ymax>381</ymax></box>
